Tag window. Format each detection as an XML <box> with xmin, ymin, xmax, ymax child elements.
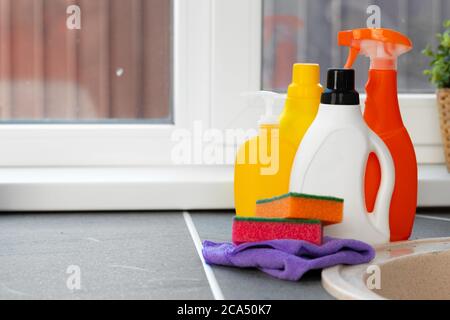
<box><xmin>0</xmin><ymin>0</ymin><xmax>185</xmax><ymax>167</ymax></box>
<box><xmin>263</xmin><ymin>0</ymin><xmax>450</xmax><ymax>93</ymax></box>
<box><xmin>0</xmin><ymin>0</ymin><xmax>446</xmax><ymax>211</ymax></box>
<box><xmin>258</xmin><ymin>0</ymin><xmax>446</xmax><ymax>167</ymax></box>
<box><xmin>0</xmin><ymin>0</ymin><xmax>172</xmax><ymax>123</ymax></box>
<box><xmin>0</xmin><ymin>0</ymin><xmax>238</xmax><ymax>168</ymax></box>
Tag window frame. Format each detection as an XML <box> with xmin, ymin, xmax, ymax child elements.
<box><xmin>1</xmin><ymin>0</ymin><xmax>441</xmax><ymax>166</ymax></box>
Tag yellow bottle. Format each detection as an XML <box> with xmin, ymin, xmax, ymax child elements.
<box><xmin>280</xmin><ymin>64</ymin><xmax>323</xmax><ymax>148</ymax></box>
<box><xmin>234</xmin><ymin>64</ymin><xmax>322</xmax><ymax>217</ymax></box>
<box><xmin>234</xmin><ymin>91</ymin><xmax>284</xmax><ymax>217</ymax></box>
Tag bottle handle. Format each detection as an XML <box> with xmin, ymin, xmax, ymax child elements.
<box><xmin>367</xmin><ymin>131</ymin><xmax>395</xmax><ymax>238</ymax></box>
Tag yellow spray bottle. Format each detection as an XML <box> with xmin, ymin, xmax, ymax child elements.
<box><xmin>234</xmin><ymin>63</ymin><xmax>323</xmax><ymax>217</ymax></box>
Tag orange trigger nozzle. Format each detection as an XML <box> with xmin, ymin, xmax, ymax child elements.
<box><xmin>344</xmin><ymin>47</ymin><xmax>360</xmax><ymax>69</ymax></box>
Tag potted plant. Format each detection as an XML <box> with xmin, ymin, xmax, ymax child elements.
<box><xmin>423</xmin><ymin>20</ymin><xmax>450</xmax><ymax>172</ymax></box>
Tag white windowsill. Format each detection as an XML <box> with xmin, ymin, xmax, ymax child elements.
<box><xmin>0</xmin><ymin>166</ymin><xmax>234</xmax><ymax>211</ymax></box>
<box><xmin>0</xmin><ymin>164</ymin><xmax>447</xmax><ymax>211</ymax></box>
<box><xmin>417</xmin><ymin>165</ymin><xmax>450</xmax><ymax>207</ymax></box>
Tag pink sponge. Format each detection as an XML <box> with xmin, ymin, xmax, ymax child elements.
<box><xmin>232</xmin><ymin>217</ymin><xmax>323</xmax><ymax>245</ymax></box>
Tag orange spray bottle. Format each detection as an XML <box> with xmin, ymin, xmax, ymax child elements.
<box><xmin>338</xmin><ymin>28</ymin><xmax>417</xmax><ymax>241</ymax></box>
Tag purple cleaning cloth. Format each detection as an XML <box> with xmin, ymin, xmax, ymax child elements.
<box><xmin>202</xmin><ymin>237</ymin><xmax>375</xmax><ymax>281</ymax></box>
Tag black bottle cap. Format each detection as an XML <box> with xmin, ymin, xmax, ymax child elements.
<box><xmin>321</xmin><ymin>69</ymin><xmax>360</xmax><ymax>105</ymax></box>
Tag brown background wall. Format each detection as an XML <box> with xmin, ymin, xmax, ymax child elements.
<box><xmin>0</xmin><ymin>0</ymin><xmax>171</xmax><ymax>121</ymax></box>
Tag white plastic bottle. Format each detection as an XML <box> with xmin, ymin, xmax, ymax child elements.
<box><xmin>289</xmin><ymin>69</ymin><xmax>394</xmax><ymax>245</ymax></box>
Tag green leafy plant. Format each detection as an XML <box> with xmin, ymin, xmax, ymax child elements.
<box><xmin>423</xmin><ymin>20</ymin><xmax>450</xmax><ymax>89</ymax></box>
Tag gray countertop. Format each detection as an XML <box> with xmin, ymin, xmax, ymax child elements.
<box><xmin>0</xmin><ymin>210</ymin><xmax>449</xmax><ymax>300</ymax></box>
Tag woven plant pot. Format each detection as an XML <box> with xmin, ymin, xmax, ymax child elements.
<box><xmin>437</xmin><ymin>88</ymin><xmax>450</xmax><ymax>172</ymax></box>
